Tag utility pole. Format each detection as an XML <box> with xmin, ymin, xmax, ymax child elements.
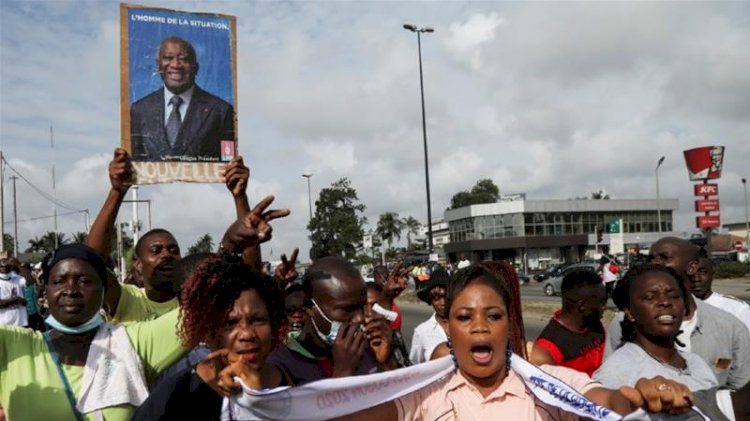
<box><xmin>51</xmin><ymin>125</ymin><xmax>58</xmax><ymax>249</ymax></box>
<box><xmin>131</xmin><ymin>186</ymin><xmax>140</xmax><ymax>245</ymax></box>
<box><xmin>10</xmin><ymin>175</ymin><xmax>18</xmax><ymax>256</ymax></box>
<box><xmin>0</xmin><ymin>150</ymin><xmax>4</xmax><ymax>254</ymax></box>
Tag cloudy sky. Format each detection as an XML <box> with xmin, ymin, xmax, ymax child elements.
<box><xmin>1</xmin><ymin>1</ymin><xmax>749</xmax><ymax>262</ymax></box>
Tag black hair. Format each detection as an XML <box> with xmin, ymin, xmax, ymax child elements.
<box><xmin>366</xmin><ymin>282</ymin><xmax>383</xmax><ymax>294</ymax></box>
<box><xmin>446</xmin><ymin>265</ymin><xmax>512</xmax><ymax>317</ymax></box>
<box><xmin>157</xmin><ymin>36</ymin><xmax>197</xmax><ymax>63</ymax></box>
<box><xmin>561</xmin><ymin>269</ymin><xmax>603</xmax><ymax>294</ymax></box>
<box><xmin>372</xmin><ymin>265</ymin><xmax>389</xmax><ymax>284</ymax></box>
<box><xmin>613</xmin><ymin>263</ymin><xmax>689</xmax><ymax>343</ymax></box>
<box><xmin>134</xmin><ymin>228</ymin><xmax>174</xmax><ymax>258</ymax></box>
<box><xmin>284</xmin><ymin>282</ymin><xmax>306</xmax><ymax>298</ymax></box>
<box><xmin>301</xmin><ymin>256</ymin><xmax>362</xmax><ymax>305</ymax></box>
<box><xmin>178</xmin><ymin>252</ymin><xmax>214</xmax><ymax>279</ymax></box>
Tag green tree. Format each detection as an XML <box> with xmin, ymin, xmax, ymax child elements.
<box><xmin>72</xmin><ymin>231</ymin><xmax>88</xmax><ymax>244</ymax></box>
<box><xmin>25</xmin><ymin>232</ymin><xmax>68</xmax><ymax>254</ymax></box>
<box><xmin>3</xmin><ymin>234</ymin><xmax>14</xmax><ymax>255</ymax></box>
<box><xmin>591</xmin><ymin>189</ymin><xmax>610</xmax><ymax>200</ymax></box>
<box><xmin>401</xmin><ymin>216</ymin><xmax>421</xmax><ymax>249</ymax></box>
<box><xmin>188</xmin><ymin>234</ymin><xmax>214</xmax><ymax>254</ymax></box>
<box><xmin>375</xmin><ymin>212</ymin><xmax>403</xmax><ymax>249</ymax></box>
<box><xmin>449</xmin><ymin>178</ymin><xmax>500</xmax><ymax>209</ymax></box>
<box><xmin>308</xmin><ymin>178</ymin><xmax>367</xmax><ymax>260</ymax></box>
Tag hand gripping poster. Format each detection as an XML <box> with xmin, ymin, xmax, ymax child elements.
<box><xmin>120</xmin><ymin>3</ymin><xmax>237</xmax><ymax>184</ymax></box>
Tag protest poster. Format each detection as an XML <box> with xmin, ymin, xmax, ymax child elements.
<box><xmin>120</xmin><ymin>3</ymin><xmax>238</xmax><ymax>184</ymax></box>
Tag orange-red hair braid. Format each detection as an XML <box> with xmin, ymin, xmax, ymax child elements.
<box><xmin>179</xmin><ymin>255</ymin><xmax>286</xmax><ymax>349</ymax></box>
<box><xmin>480</xmin><ymin>261</ymin><xmax>527</xmax><ymax>359</ymax></box>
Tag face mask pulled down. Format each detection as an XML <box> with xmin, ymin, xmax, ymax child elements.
<box><xmin>311</xmin><ymin>299</ymin><xmax>342</xmax><ymax>345</ymax></box>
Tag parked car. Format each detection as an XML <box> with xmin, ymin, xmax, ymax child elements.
<box><xmin>533</xmin><ymin>264</ymin><xmax>565</xmax><ymax>282</ymax></box>
<box><xmin>542</xmin><ymin>262</ymin><xmax>599</xmax><ymax>296</ymax></box>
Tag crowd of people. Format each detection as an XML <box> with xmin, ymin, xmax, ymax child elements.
<box><xmin>1</xmin><ymin>149</ymin><xmax>749</xmax><ymax>420</ymax></box>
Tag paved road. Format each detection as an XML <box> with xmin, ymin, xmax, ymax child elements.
<box><xmin>399</xmin><ymin>276</ymin><xmax>749</xmax><ymax>353</ymax></box>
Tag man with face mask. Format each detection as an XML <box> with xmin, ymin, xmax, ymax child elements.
<box><xmin>267</xmin><ymin>256</ymin><xmax>401</xmax><ymax>385</ymax></box>
<box><xmin>130</xmin><ymin>36</ymin><xmax>235</xmax><ymax>162</ymax></box>
<box><xmin>531</xmin><ymin>269</ymin><xmax>607</xmax><ymax>376</ymax></box>
<box><xmin>0</xmin><ymin>257</ymin><xmax>27</xmax><ymax>327</ymax></box>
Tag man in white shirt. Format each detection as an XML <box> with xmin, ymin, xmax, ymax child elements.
<box><xmin>605</xmin><ymin>237</ymin><xmax>750</xmax><ymax>390</ymax></box>
<box><xmin>456</xmin><ymin>254</ymin><xmax>470</xmax><ymax>269</ymax></box>
<box><xmin>691</xmin><ymin>256</ymin><xmax>750</xmax><ymax>334</ymax></box>
<box><xmin>599</xmin><ymin>255</ymin><xmax>619</xmax><ymax>298</ymax></box>
<box><xmin>409</xmin><ymin>267</ymin><xmax>449</xmax><ymax>364</ymax></box>
<box><xmin>0</xmin><ymin>257</ymin><xmax>28</xmax><ymax>327</ymax></box>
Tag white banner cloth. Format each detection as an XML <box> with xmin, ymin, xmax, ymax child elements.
<box><xmin>222</xmin><ymin>354</ymin><xmax>708</xmax><ymax>421</ymax></box>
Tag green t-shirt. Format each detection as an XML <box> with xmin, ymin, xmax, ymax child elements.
<box><xmin>0</xmin><ymin>308</ymin><xmax>185</xmax><ymax>421</ymax></box>
<box><xmin>110</xmin><ymin>283</ymin><xmax>178</xmax><ymax>325</ymax></box>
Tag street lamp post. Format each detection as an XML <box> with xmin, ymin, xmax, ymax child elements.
<box><xmin>743</xmin><ymin>177</ymin><xmax>749</xmax><ymax>250</ymax></box>
<box><xmin>656</xmin><ymin>156</ymin><xmax>665</xmax><ymax>233</ymax></box>
<box><xmin>403</xmin><ymin>23</ymin><xmax>435</xmax><ymax>254</ymax></box>
<box><xmin>302</xmin><ymin>174</ymin><xmax>313</xmax><ymax>221</ymax></box>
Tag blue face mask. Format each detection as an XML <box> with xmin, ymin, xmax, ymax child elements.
<box><xmin>311</xmin><ymin>299</ymin><xmax>341</xmax><ymax>345</ymax></box>
<box><xmin>45</xmin><ymin>311</ymin><xmax>104</xmax><ymax>334</ymax></box>
<box><xmin>44</xmin><ymin>311</ymin><xmax>104</xmax><ymax>335</ymax></box>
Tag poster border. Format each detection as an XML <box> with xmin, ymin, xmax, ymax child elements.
<box><xmin>119</xmin><ymin>3</ymin><xmax>238</xmax><ymax>184</ymax></box>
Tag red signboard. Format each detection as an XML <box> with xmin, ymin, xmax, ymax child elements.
<box><xmin>696</xmin><ymin>215</ymin><xmax>721</xmax><ymax>229</ymax></box>
<box><xmin>683</xmin><ymin>146</ymin><xmax>725</xmax><ymax>181</ymax></box>
<box><xmin>695</xmin><ymin>199</ymin><xmax>720</xmax><ymax>212</ymax></box>
<box><xmin>736</xmin><ymin>241</ymin><xmax>745</xmax><ymax>251</ymax></box>
<box><xmin>694</xmin><ymin>184</ymin><xmax>719</xmax><ymax>196</ymax></box>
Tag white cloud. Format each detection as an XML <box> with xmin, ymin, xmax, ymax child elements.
<box><xmin>1</xmin><ymin>1</ymin><xmax>749</xmax><ymax>261</ymax></box>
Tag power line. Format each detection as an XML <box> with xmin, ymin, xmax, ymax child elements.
<box><xmin>1</xmin><ymin>155</ymin><xmax>84</xmax><ymax>212</ymax></box>
<box><xmin>5</xmin><ymin>209</ymin><xmax>86</xmax><ymax>224</ymax></box>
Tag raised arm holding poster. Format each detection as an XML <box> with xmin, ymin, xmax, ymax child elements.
<box><xmin>120</xmin><ymin>3</ymin><xmax>237</xmax><ymax>184</ymax></box>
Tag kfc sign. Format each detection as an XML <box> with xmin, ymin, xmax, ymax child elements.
<box><xmin>695</xmin><ymin>200</ymin><xmax>720</xmax><ymax>212</ymax></box>
<box><xmin>694</xmin><ymin>184</ymin><xmax>719</xmax><ymax>197</ymax></box>
<box><xmin>696</xmin><ymin>215</ymin><xmax>721</xmax><ymax>229</ymax></box>
<box><xmin>683</xmin><ymin>146</ymin><xmax>725</xmax><ymax>181</ymax></box>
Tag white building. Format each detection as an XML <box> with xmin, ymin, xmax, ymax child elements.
<box><xmin>443</xmin><ymin>198</ymin><xmax>679</xmax><ymax>270</ymax></box>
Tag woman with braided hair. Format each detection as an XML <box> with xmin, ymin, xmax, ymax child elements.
<box><xmin>430</xmin><ymin>260</ymin><xmax>528</xmax><ymax>361</ymax></box>
<box><xmin>334</xmin><ymin>264</ymin><xmax>695</xmax><ymax>420</ymax></box>
<box><xmin>594</xmin><ymin>263</ymin><xmax>718</xmax><ymax>391</ymax></box>
<box><xmin>133</xmin><ymin>255</ymin><xmax>289</xmax><ymax>420</ymax></box>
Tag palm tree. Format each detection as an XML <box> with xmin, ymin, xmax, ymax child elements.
<box><xmin>401</xmin><ymin>216</ymin><xmax>421</xmax><ymax>249</ymax></box>
<box><xmin>375</xmin><ymin>212</ymin><xmax>403</xmax><ymax>249</ymax></box>
<box><xmin>188</xmin><ymin>234</ymin><xmax>214</xmax><ymax>254</ymax></box>
<box><xmin>72</xmin><ymin>231</ymin><xmax>88</xmax><ymax>244</ymax></box>
<box><xmin>26</xmin><ymin>236</ymin><xmax>46</xmax><ymax>253</ymax></box>
<box><xmin>26</xmin><ymin>232</ymin><xmax>68</xmax><ymax>254</ymax></box>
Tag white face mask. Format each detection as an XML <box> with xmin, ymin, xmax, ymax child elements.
<box><xmin>311</xmin><ymin>299</ymin><xmax>341</xmax><ymax>345</ymax></box>
<box><xmin>0</xmin><ymin>273</ymin><xmax>10</xmax><ymax>281</ymax></box>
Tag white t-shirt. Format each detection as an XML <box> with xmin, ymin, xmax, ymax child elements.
<box><xmin>409</xmin><ymin>313</ymin><xmax>447</xmax><ymax>364</ymax></box>
<box><xmin>601</xmin><ymin>263</ymin><xmax>618</xmax><ymax>284</ymax></box>
<box><xmin>676</xmin><ymin>312</ymin><xmax>699</xmax><ymax>353</ymax></box>
<box><xmin>0</xmin><ymin>273</ymin><xmax>28</xmax><ymax>326</ymax></box>
<box><xmin>704</xmin><ymin>292</ymin><xmax>750</xmax><ymax>334</ymax></box>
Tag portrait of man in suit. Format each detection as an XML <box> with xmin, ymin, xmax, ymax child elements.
<box><xmin>130</xmin><ymin>36</ymin><xmax>235</xmax><ymax>162</ymax></box>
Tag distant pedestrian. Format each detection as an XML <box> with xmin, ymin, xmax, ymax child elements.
<box><xmin>0</xmin><ymin>258</ymin><xmax>27</xmax><ymax>328</ymax></box>
<box><xmin>456</xmin><ymin>254</ymin><xmax>470</xmax><ymax>269</ymax></box>
<box><xmin>531</xmin><ymin>269</ymin><xmax>606</xmax><ymax>376</ymax></box>
<box><xmin>410</xmin><ymin>267</ymin><xmax>449</xmax><ymax>364</ymax></box>
<box><xmin>691</xmin><ymin>256</ymin><xmax>750</xmax><ymax>334</ymax></box>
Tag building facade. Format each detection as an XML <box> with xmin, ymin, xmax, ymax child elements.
<box><xmin>443</xmin><ymin>198</ymin><xmax>678</xmax><ymax>270</ymax></box>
